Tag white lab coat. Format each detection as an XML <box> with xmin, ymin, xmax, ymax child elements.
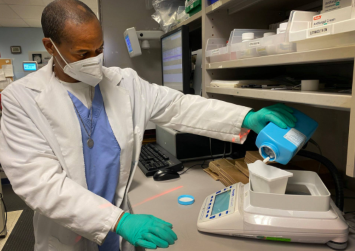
<box><xmin>0</xmin><ymin>57</ymin><xmax>251</xmax><ymax>251</ymax></box>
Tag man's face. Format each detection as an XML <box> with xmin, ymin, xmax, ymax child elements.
<box><xmin>54</xmin><ymin>18</ymin><xmax>104</xmax><ymax>64</ymax></box>
<box><xmin>43</xmin><ymin>18</ymin><xmax>104</xmax><ymax>82</ymax></box>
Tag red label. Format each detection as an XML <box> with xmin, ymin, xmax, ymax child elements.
<box><xmin>314</xmin><ymin>15</ymin><xmax>322</xmax><ymax>20</ymax></box>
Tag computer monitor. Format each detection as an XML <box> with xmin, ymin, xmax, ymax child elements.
<box><xmin>161</xmin><ymin>25</ymin><xmax>190</xmax><ymax>94</ymax></box>
<box><xmin>23</xmin><ymin>61</ymin><xmax>38</xmax><ymax>72</ymax></box>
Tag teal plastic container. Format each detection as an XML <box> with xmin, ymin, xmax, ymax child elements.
<box><xmin>255</xmin><ymin>109</ymin><xmax>318</xmax><ymax>165</ymax></box>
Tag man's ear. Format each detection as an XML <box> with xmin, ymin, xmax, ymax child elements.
<box><xmin>42</xmin><ymin>38</ymin><xmax>54</xmax><ymax>56</ymax></box>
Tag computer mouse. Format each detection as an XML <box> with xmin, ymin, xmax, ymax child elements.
<box><xmin>153</xmin><ymin>169</ymin><xmax>180</xmax><ymax>181</ymax></box>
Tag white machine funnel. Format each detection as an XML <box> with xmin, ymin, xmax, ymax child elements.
<box><xmin>248</xmin><ymin>160</ymin><xmax>293</xmax><ymax>194</ymax></box>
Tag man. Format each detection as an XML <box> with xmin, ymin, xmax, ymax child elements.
<box><xmin>0</xmin><ymin>0</ymin><xmax>296</xmax><ymax>251</ymax></box>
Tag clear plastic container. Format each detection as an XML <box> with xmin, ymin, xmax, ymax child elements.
<box><xmin>248</xmin><ymin>160</ymin><xmax>293</xmax><ymax>194</ymax></box>
<box><xmin>256</xmin><ymin>33</ymin><xmax>297</xmax><ymax>56</ymax></box>
<box><xmin>205</xmin><ymin>38</ymin><xmax>230</xmax><ymax>63</ymax></box>
<box><xmin>228</xmin><ymin>29</ymin><xmax>272</xmax><ymax>60</ymax></box>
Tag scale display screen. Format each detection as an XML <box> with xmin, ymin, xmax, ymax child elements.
<box><xmin>211</xmin><ymin>190</ymin><xmax>231</xmax><ymax>215</ymax></box>
<box><xmin>125</xmin><ymin>35</ymin><xmax>133</xmax><ymax>53</ymax></box>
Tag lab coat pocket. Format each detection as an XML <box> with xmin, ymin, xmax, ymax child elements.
<box><xmin>48</xmin><ymin>236</ymin><xmax>85</xmax><ymax>251</ymax></box>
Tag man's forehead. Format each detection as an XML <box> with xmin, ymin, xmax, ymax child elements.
<box><xmin>62</xmin><ymin>19</ymin><xmax>103</xmax><ymax>48</ymax></box>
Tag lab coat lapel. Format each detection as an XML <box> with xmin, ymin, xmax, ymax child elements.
<box><xmin>99</xmin><ymin>69</ymin><xmax>134</xmax><ymax>206</ymax></box>
<box><xmin>35</xmin><ymin>70</ymin><xmax>87</xmax><ymax>188</ymax></box>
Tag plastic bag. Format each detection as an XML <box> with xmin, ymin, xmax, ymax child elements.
<box><xmin>152</xmin><ymin>0</ymin><xmax>185</xmax><ymax>33</ymax></box>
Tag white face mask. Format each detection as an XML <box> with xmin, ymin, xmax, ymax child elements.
<box><xmin>50</xmin><ymin>38</ymin><xmax>104</xmax><ymax>87</ymax></box>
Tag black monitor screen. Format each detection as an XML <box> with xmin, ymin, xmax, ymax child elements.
<box><xmin>161</xmin><ymin>26</ymin><xmax>190</xmax><ymax>94</ymax></box>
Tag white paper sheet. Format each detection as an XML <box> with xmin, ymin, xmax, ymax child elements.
<box><xmin>2</xmin><ymin>64</ymin><xmax>14</xmax><ymax>77</ymax></box>
<box><xmin>0</xmin><ymin>69</ymin><xmax>5</xmax><ymax>81</ymax></box>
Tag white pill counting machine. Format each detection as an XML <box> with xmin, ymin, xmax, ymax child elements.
<box><xmin>197</xmin><ymin>170</ymin><xmax>349</xmax><ymax>250</ymax></box>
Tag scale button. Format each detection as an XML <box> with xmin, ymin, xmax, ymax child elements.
<box><xmin>219</xmin><ymin>213</ymin><xmax>222</xmax><ymax>217</ymax></box>
<box><xmin>216</xmin><ymin>191</ymin><xmax>221</xmax><ymax>194</ymax></box>
<box><xmin>209</xmin><ymin>216</ymin><xmax>215</xmax><ymax>219</ymax></box>
<box><xmin>230</xmin><ymin>186</ymin><xmax>232</xmax><ymax>188</ymax></box>
<box><xmin>209</xmin><ymin>203</ymin><xmax>211</xmax><ymax>206</ymax></box>
<box><xmin>208</xmin><ymin>207</ymin><xmax>210</xmax><ymax>209</ymax></box>
<box><xmin>207</xmin><ymin>210</ymin><xmax>210</xmax><ymax>213</ymax></box>
<box><xmin>206</xmin><ymin>215</ymin><xmax>208</xmax><ymax>218</ymax></box>
<box><xmin>226</xmin><ymin>211</ymin><xmax>229</xmax><ymax>214</ymax></box>
<box><xmin>224</xmin><ymin>188</ymin><xmax>226</xmax><ymax>191</ymax></box>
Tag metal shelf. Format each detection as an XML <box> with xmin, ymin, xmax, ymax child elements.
<box><xmin>206</xmin><ymin>0</ymin><xmax>320</xmax><ymax>15</ymax></box>
<box><xmin>206</xmin><ymin>46</ymin><xmax>355</xmax><ymax>70</ymax></box>
<box><xmin>170</xmin><ymin>12</ymin><xmax>202</xmax><ymax>31</ymax></box>
<box><xmin>206</xmin><ymin>87</ymin><xmax>352</xmax><ymax>109</ymax></box>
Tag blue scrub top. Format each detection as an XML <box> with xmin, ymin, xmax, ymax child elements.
<box><xmin>68</xmin><ymin>85</ymin><xmax>121</xmax><ymax>251</ymax></box>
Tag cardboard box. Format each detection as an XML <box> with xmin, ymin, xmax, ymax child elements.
<box><xmin>313</xmin><ymin>6</ymin><xmax>355</xmax><ymax>27</ymax></box>
<box><xmin>322</xmin><ymin>0</ymin><xmax>354</xmax><ymax>13</ymax></box>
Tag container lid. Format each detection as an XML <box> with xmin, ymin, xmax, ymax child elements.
<box><xmin>279</xmin><ymin>22</ymin><xmax>288</xmax><ymax>31</ymax></box>
<box><xmin>248</xmin><ymin>160</ymin><xmax>293</xmax><ymax>182</ymax></box>
<box><xmin>242</xmin><ymin>32</ymin><xmax>254</xmax><ymax>40</ymax></box>
<box><xmin>263</xmin><ymin>32</ymin><xmax>276</xmax><ymax>37</ymax></box>
<box><xmin>178</xmin><ymin>195</ymin><xmax>195</xmax><ymax>205</ymax></box>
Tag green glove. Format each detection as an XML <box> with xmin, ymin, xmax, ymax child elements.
<box><xmin>116</xmin><ymin>213</ymin><xmax>177</xmax><ymax>249</ymax></box>
<box><xmin>242</xmin><ymin>103</ymin><xmax>297</xmax><ymax>134</ymax></box>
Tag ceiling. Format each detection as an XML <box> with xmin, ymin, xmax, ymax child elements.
<box><xmin>0</xmin><ymin>0</ymin><xmax>99</xmax><ymax>28</ymax></box>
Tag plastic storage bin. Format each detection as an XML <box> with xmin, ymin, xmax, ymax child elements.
<box><xmin>232</xmin><ymin>23</ymin><xmax>296</xmax><ymax>59</ymax></box>
<box><xmin>205</xmin><ymin>29</ymin><xmax>272</xmax><ymax>63</ymax></box>
<box><xmin>248</xmin><ymin>160</ymin><xmax>293</xmax><ymax>194</ymax></box>
<box><xmin>209</xmin><ymin>0</ymin><xmax>219</xmax><ymax>5</ymax></box>
<box><xmin>205</xmin><ymin>38</ymin><xmax>229</xmax><ymax>63</ymax></box>
<box><xmin>256</xmin><ymin>108</ymin><xmax>318</xmax><ymax>165</ymax></box>
<box><xmin>256</xmin><ymin>33</ymin><xmax>297</xmax><ymax>56</ymax></box>
<box><xmin>229</xmin><ymin>29</ymin><xmax>273</xmax><ymax>59</ymax></box>
<box><xmin>288</xmin><ymin>7</ymin><xmax>355</xmax><ymax>51</ymax></box>
<box><xmin>186</xmin><ymin>0</ymin><xmax>201</xmax><ymax>16</ymax></box>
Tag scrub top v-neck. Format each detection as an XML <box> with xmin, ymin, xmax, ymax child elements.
<box><xmin>67</xmin><ymin>84</ymin><xmax>121</xmax><ymax>251</ymax></box>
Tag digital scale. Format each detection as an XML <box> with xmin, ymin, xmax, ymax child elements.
<box><xmin>197</xmin><ymin>170</ymin><xmax>349</xmax><ymax>250</ymax></box>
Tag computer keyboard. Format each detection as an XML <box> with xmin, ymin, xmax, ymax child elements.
<box><xmin>138</xmin><ymin>143</ymin><xmax>183</xmax><ymax>176</ymax></box>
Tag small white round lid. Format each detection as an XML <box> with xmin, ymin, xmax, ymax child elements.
<box><xmin>242</xmin><ymin>32</ymin><xmax>255</xmax><ymax>40</ymax></box>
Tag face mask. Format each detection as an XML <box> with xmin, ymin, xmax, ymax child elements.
<box><xmin>50</xmin><ymin>38</ymin><xmax>104</xmax><ymax>87</ymax></box>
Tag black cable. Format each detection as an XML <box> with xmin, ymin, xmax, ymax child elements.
<box><xmin>209</xmin><ymin>138</ymin><xmax>214</xmax><ymax>160</ymax></box>
<box><xmin>222</xmin><ymin>142</ymin><xmax>226</xmax><ymax>159</ymax></box>
<box><xmin>308</xmin><ymin>139</ymin><xmax>323</xmax><ymax>173</ymax></box>
<box><xmin>0</xmin><ymin>193</ymin><xmax>7</xmax><ymax>235</ymax></box>
<box><xmin>179</xmin><ymin>160</ymin><xmax>206</xmax><ymax>175</ymax></box>
<box><xmin>297</xmin><ymin>150</ymin><xmax>344</xmax><ymax>211</ymax></box>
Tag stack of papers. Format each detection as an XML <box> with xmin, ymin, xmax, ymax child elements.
<box><xmin>3</xmin><ymin>64</ymin><xmax>14</xmax><ymax>77</ymax></box>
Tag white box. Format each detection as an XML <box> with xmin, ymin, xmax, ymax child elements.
<box><xmin>322</xmin><ymin>0</ymin><xmax>354</xmax><ymax>13</ymax></box>
<box><xmin>312</xmin><ymin>6</ymin><xmax>355</xmax><ymax>27</ymax></box>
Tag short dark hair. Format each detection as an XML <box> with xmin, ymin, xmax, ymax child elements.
<box><xmin>41</xmin><ymin>0</ymin><xmax>97</xmax><ymax>45</ymax></box>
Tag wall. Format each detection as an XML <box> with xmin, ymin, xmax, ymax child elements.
<box><xmin>100</xmin><ymin>0</ymin><xmax>162</xmax><ymax>84</ymax></box>
<box><xmin>0</xmin><ymin>27</ymin><xmax>45</xmax><ymax>80</ymax></box>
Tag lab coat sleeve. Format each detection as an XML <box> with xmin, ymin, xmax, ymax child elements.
<box><xmin>0</xmin><ymin>90</ymin><xmax>123</xmax><ymax>245</ymax></box>
<box><xmin>131</xmin><ymin>71</ymin><xmax>252</xmax><ymax>144</ymax></box>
